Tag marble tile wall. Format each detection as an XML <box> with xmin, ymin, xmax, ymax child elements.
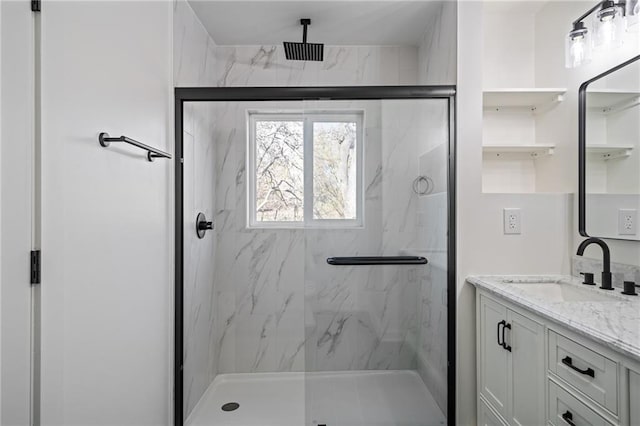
<box><xmin>213</xmin><ymin>45</ymin><xmax>419</xmax><ymax>87</ymax></box>
<box><xmin>208</xmin><ymin>97</ymin><xmax>450</xmax><ymax>376</ymax></box>
<box><xmin>174</xmin><ymin>0</ymin><xmax>219</xmax><ymax>418</ymax></box>
<box><xmin>418</xmin><ymin>1</ymin><xmax>457</xmax><ymax>85</ymax></box>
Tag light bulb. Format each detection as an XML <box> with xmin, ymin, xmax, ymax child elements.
<box><xmin>593</xmin><ymin>1</ymin><xmax>626</xmax><ymax>50</ymax></box>
<box><xmin>565</xmin><ymin>22</ymin><xmax>592</xmax><ymax>68</ymax></box>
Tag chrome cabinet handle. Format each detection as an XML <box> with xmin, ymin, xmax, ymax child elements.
<box><xmin>562</xmin><ymin>356</ymin><xmax>595</xmax><ymax>377</ymax></box>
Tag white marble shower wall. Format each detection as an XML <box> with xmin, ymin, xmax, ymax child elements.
<box><xmin>213</xmin><ymin>45</ymin><xmax>419</xmax><ymax>87</ymax></box>
<box><xmin>413</xmin><ymin>101</ymin><xmax>450</xmax><ymax>414</ymax></box>
<box><xmin>174</xmin><ymin>0</ymin><xmax>220</xmax><ymax>418</ymax></box>
<box><xmin>208</xmin><ymin>97</ymin><xmax>448</xmax><ymax>377</ymax></box>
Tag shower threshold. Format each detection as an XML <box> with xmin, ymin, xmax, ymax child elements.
<box><xmin>186</xmin><ymin>370</ymin><xmax>446</xmax><ymax>426</ymax></box>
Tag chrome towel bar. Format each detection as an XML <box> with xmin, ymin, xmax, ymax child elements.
<box><xmin>99</xmin><ymin>132</ymin><xmax>172</xmax><ymax>162</ymax></box>
<box><xmin>326</xmin><ymin>256</ymin><xmax>428</xmax><ymax>266</ymax></box>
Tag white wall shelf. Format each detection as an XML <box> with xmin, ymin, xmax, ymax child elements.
<box><xmin>586</xmin><ymin>90</ymin><xmax>640</xmax><ymax>115</ymax></box>
<box><xmin>586</xmin><ymin>144</ymin><xmax>634</xmax><ymax>160</ymax></box>
<box><xmin>483</xmin><ymin>144</ymin><xmax>556</xmax><ymax>158</ymax></box>
<box><xmin>483</xmin><ymin>88</ymin><xmax>567</xmax><ymax>113</ymax></box>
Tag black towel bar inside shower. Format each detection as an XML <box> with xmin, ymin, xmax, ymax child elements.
<box><xmin>99</xmin><ymin>132</ymin><xmax>172</xmax><ymax>162</ymax></box>
<box><xmin>326</xmin><ymin>256</ymin><xmax>428</xmax><ymax>266</ymax></box>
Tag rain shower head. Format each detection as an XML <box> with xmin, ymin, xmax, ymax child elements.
<box><xmin>283</xmin><ymin>19</ymin><xmax>324</xmax><ymax>61</ymax></box>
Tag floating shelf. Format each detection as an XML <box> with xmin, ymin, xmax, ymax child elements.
<box><xmin>586</xmin><ymin>90</ymin><xmax>640</xmax><ymax>114</ymax></box>
<box><xmin>483</xmin><ymin>88</ymin><xmax>567</xmax><ymax>112</ymax></box>
<box><xmin>586</xmin><ymin>144</ymin><xmax>634</xmax><ymax>160</ymax></box>
<box><xmin>483</xmin><ymin>144</ymin><xmax>556</xmax><ymax>158</ymax></box>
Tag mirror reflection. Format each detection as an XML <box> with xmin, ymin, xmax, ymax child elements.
<box><xmin>584</xmin><ymin>56</ymin><xmax>640</xmax><ymax>241</ymax></box>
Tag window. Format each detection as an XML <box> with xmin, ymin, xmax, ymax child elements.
<box><xmin>248</xmin><ymin>111</ymin><xmax>363</xmax><ymax>228</ymax></box>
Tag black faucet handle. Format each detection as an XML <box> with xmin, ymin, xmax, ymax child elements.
<box><xmin>622</xmin><ymin>281</ymin><xmax>638</xmax><ymax>296</ymax></box>
<box><xmin>580</xmin><ymin>272</ymin><xmax>595</xmax><ymax>285</ymax></box>
<box><xmin>600</xmin><ymin>271</ymin><xmax>614</xmax><ymax>290</ymax></box>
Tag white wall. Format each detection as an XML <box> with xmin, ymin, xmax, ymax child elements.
<box><xmin>457</xmin><ymin>2</ymin><xmax>576</xmax><ymax>424</ymax></box>
<box><xmin>40</xmin><ymin>2</ymin><xmax>173</xmax><ymax>424</ymax></box>
<box><xmin>1</xmin><ymin>2</ymin><xmax>35</xmax><ymax>424</ymax></box>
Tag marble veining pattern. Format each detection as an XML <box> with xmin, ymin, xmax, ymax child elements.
<box><xmin>175</xmin><ymin>0</ymin><xmax>220</xmax><ymax>418</ymax></box>
<box><xmin>468</xmin><ymin>275</ymin><xmax>640</xmax><ymax>361</ymax></box>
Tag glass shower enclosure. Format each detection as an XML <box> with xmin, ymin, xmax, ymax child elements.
<box><xmin>175</xmin><ymin>87</ymin><xmax>455</xmax><ymax>426</ymax></box>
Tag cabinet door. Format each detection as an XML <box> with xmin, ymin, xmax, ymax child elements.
<box><xmin>479</xmin><ymin>397</ymin><xmax>508</xmax><ymax>426</ymax></box>
<box><xmin>631</xmin><ymin>370</ymin><xmax>640</xmax><ymax>426</ymax></box>
<box><xmin>479</xmin><ymin>296</ymin><xmax>509</xmax><ymax>417</ymax></box>
<box><xmin>507</xmin><ymin>310</ymin><xmax>545</xmax><ymax>426</ymax></box>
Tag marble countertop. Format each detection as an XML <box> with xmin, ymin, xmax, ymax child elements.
<box><xmin>467</xmin><ymin>275</ymin><xmax>640</xmax><ymax>362</ymax></box>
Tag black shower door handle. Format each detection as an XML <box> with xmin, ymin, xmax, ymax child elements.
<box><xmin>562</xmin><ymin>356</ymin><xmax>595</xmax><ymax>377</ymax></box>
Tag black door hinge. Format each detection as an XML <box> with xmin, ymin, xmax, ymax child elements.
<box><xmin>30</xmin><ymin>250</ymin><xmax>41</xmax><ymax>284</ymax></box>
<box><xmin>31</xmin><ymin>0</ymin><xmax>41</xmax><ymax>12</ymax></box>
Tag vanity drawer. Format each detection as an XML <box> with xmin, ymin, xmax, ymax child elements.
<box><xmin>549</xmin><ymin>380</ymin><xmax>614</xmax><ymax>426</ymax></box>
<box><xmin>548</xmin><ymin>330</ymin><xmax>618</xmax><ymax>414</ymax></box>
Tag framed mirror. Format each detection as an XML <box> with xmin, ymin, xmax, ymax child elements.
<box><xmin>579</xmin><ymin>54</ymin><xmax>640</xmax><ymax>241</ymax></box>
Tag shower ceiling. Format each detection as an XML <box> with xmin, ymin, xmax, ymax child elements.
<box><xmin>187</xmin><ymin>1</ymin><xmax>443</xmax><ymax>46</ymax></box>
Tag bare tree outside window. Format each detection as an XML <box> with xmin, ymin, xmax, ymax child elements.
<box><xmin>251</xmin><ymin>113</ymin><xmax>362</xmax><ymax>226</ymax></box>
<box><xmin>313</xmin><ymin>122</ymin><xmax>357</xmax><ymax>219</ymax></box>
<box><xmin>255</xmin><ymin>120</ymin><xmax>304</xmax><ymax>221</ymax></box>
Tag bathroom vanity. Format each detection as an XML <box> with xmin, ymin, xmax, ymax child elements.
<box><xmin>468</xmin><ymin>275</ymin><xmax>640</xmax><ymax>426</ymax></box>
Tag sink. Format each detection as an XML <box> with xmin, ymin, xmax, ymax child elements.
<box><xmin>506</xmin><ymin>281</ymin><xmax>620</xmax><ymax>302</ymax></box>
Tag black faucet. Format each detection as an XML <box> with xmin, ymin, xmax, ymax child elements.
<box><xmin>576</xmin><ymin>237</ymin><xmax>613</xmax><ymax>290</ymax></box>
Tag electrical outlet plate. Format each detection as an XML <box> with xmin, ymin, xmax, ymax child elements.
<box><xmin>618</xmin><ymin>209</ymin><xmax>637</xmax><ymax>235</ymax></box>
<box><xmin>503</xmin><ymin>208</ymin><xmax>521</xmax><ymax>235</ymax></box>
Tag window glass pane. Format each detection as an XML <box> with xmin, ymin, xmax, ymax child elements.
<box><xmin>312</xmin><ymin>121</ymin><xmax>358</xmax><ymax>220</ymax></box>
<box><xmin>255</xmin><ymin>120</ymin><xmax>304</xmax><ymax>222</ymax></box>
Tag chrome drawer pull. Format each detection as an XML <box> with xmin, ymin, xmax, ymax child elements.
<box><xmin>562</xmin><ymin>410</ymin><xmax>576</xmax><ymax>426</ymax></box>
<box><xmin>562</xmin><ymin>356</ymin><xmax>595</xmax><ymax>378</ymax></box>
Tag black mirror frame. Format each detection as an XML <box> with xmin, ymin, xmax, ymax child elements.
<box><xmin>578</xmin><ymin>54</ymin><xmax>640</xmax><ymax>240</ymax></box>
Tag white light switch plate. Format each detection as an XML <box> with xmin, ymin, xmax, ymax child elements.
<box><xmin>619</xmin><ymin>209</ymin><xmax>637</xmax><ymax>235</ymax></box>
<box><xmin>504</xmin><ymin>208</ymin><xmax>521</xmax><ymax>235</ymax></box>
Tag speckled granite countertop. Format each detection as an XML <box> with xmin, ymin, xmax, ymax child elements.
<box><xmin>467</xmin><ymin>275</ymin><xmax>640</xmax><ymax>362</ymax></box>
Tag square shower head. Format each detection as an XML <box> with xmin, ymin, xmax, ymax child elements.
<box><xmin>283</xmin><ymin>18</ymin><xmax>324</xmax><ymax>61</ymax></box>
<box><xmin>283</xmin><ymin>41</ymin><xmax>324</xmax><ymax>61</ymax></box>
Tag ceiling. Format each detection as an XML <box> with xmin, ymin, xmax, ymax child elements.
<box><xmin>187</xmin><ymin>1</ymin><xmax>443</xmax><ymax>47</ymax></box>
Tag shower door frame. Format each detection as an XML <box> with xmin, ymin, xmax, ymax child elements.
<box><xmin>173</xmin><ymin>86</ymin><xmax>457</xmax><ymax>426</ymax></box>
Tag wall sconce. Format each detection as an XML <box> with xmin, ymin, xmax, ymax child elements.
<box><xmin>565</xmin><ymin>0</ymin><xmax>633</xmax><ymax>68</ymax></box>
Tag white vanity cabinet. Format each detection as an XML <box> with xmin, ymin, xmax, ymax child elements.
<box><xmin>477</xmin><ymin>294</ymin><xmax>545</xmax><ymax>426</ymax></box>
<box><xmin>476</xmin><ymin>289</ymin><xmax>639</xmax><ymax>426</ymax></box>
<box><xmin>630</xmin><ymin>370</ymin><xmax>640</xmax><ymax>426</ymax></box>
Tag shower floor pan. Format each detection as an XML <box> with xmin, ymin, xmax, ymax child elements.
<box><xmin>186</xmin><ymin>370</ymin><xmax>446</xmax><ymax>426</ymax></box>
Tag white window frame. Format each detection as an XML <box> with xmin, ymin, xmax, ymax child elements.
<box><xmin>247</xmin><ymin>110</ymin><xmax>364</xmax><ymax>229</ymax></box>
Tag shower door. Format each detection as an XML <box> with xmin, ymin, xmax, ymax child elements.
<box><xmin>175</xmin><ymin>88</ymin><xmax>454</xmax><ymax>426</ymax></box>
<box><xmin>302</xmin><ymin>98</ymin><xmax>451</xmax><ymax>426</ymax></box>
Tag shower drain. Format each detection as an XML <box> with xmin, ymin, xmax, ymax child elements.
<box><xmin>221</xmin><ymin>402</ymin><xmax>240</xmax><ymax>412</ymax></box>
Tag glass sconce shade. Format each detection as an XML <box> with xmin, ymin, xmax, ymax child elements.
<box><xmin>593</xmin><ymin>1</ymin><xmax>627</xmax><ymax>49</ymax></box>
<box><xmin>565</xmin><ymin>22</ymin><xmax>592</xmax><ymax>68</ymax></box>
<box><xmin>627</xmin><ymin>0</ymin><xmax>639</xmax><ymax>33</ymax></box>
